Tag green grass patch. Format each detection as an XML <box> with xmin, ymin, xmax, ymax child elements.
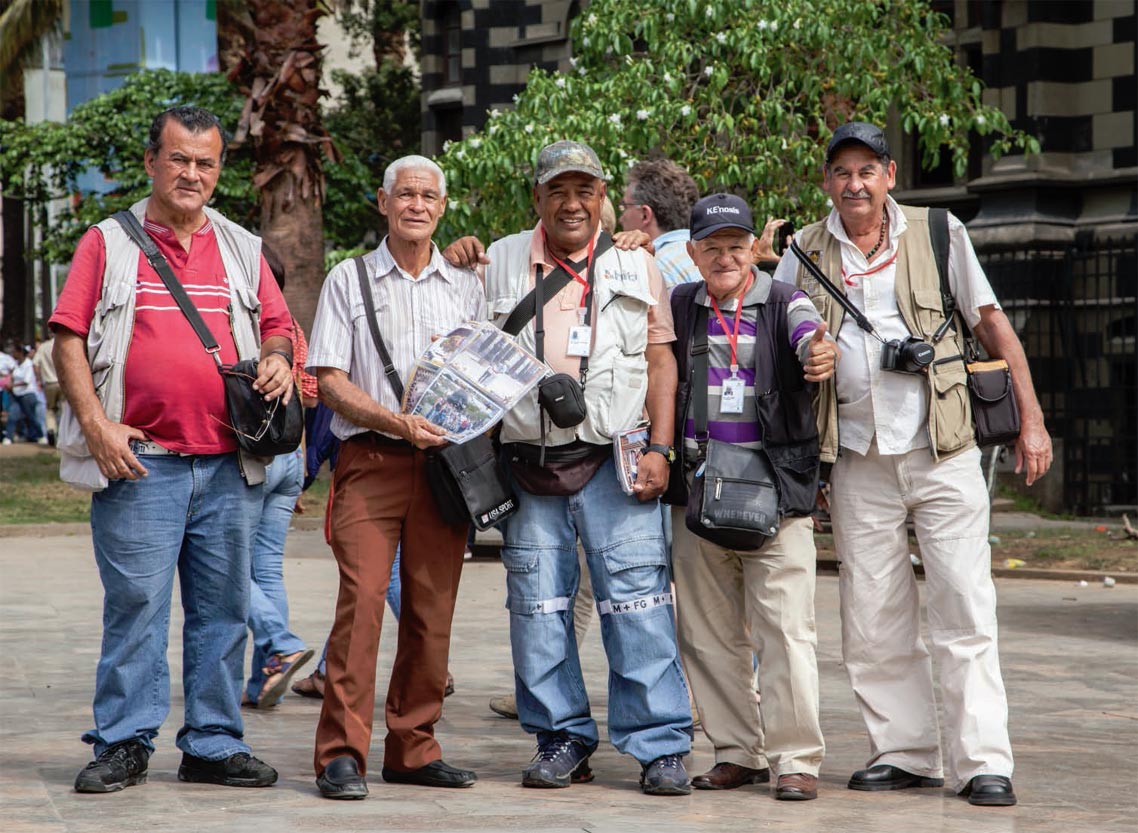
<box><xmin>0</xmin><ymin>452</ymin><xmax>92</xmax><ymax>524</ymax></box>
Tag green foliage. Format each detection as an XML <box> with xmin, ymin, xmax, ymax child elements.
<box><xmin>435</xmin><ymin>0</ymin><xmax>1040</xmax><ymax>243</ymax></box>
<box><xmin>321</xmin><ymin>61</ymin><xmax>421</xmax><ymax>246</ymax></box>
<box><xmin>0</xmin><ymin>69</ymin><xmax>254</xmax><ymax>264</ymax></box>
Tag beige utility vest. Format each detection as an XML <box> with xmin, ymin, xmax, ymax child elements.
<box><xmin>485</xmin><ymin>230</ymin><xmax>655</xmax><ymax>446</ymax></box>
<box><xmin>57</xmin><ymin>198</ymin><xmax>268</xmax><ymax>489</ymax></box>
<box><xmin>793</xmin><ymin>204</ymin><xmax>975</xmax><ymax>463</ymax></box>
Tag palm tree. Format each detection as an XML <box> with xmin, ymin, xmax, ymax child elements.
<box><xmin>0</xmin><ymin>0</ymin><xmax>63</xmax><ymax>342</ymax></box>
<box><xmin>221</xmin><ymin>0</ymin><xmax>337</xmax><ymax>334</ymax></box>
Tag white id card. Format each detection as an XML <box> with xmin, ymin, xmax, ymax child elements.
<box><xmin>720</xmin><ymin>375</ymin><xmax>745</xmax><ymax>413</ymax></box>
<box><xmin>567</xmin><ymin>325</ymin><xmax>592</xmax><ymax>357</ymax></box>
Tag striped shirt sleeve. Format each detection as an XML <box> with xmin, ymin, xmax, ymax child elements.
<box><xmin>787</xmin><ymin>289</ymin><xmax>827</xmax><ymax>364</ymax></box>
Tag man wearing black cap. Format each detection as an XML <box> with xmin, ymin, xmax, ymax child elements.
<box><xmin>453</xmin><ymin>140</ymin><xmax>693</xmax><ymax>795</ymax></box>
<box><xmin>774</xmin><ymin>122</ymin><xmax>1052</xmax><ymax>807</ymax></box>
<box><xmin>666</xmin><ymin>194</ymin><xmax>836</xmax><ymax>801</ymax></box>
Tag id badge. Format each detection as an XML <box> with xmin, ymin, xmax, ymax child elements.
<box><xmin>720</xmin><ymin>375</ymin><xmax>745</xmax><ymax>413</ymax></box>
<box><xmin>567</xmin><ymin>325</ymin><xmax>592</xmax><ymax>357</ymax></box>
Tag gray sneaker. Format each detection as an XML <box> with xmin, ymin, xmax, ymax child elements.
<box><xmin>640</xmin><ymin>754</ymin><xmax>692</xmax><ymax>796</ymax></box>
<box><xmin>74</xmin><ymin>740</ymin><xmax>150</xmax><ymax>793</ymax></box>
<box><xmin>522</xmin><ymin>734</ymin><xmax>595</xmax><ymax>788</ymax></box>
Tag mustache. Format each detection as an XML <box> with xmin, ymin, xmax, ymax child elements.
<box><xmin>841</xmin><ymin>189</ymin><xmax>871</xmax><ymax>200</ymax></box>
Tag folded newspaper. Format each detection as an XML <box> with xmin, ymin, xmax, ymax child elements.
<box><xmin>401</xmin><ymin>321</ymin><xmax>547</xmax><ymax>443</ymax></box>
<box><xmin>613</xmin><ymin>423</ymin><xmax>651</xmax><ymax>495</ymax></box>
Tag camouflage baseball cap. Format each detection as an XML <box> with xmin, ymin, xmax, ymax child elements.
<box><xmin>533</xmin><ymin>140</ymin><xmax>607</xmax><ymax>186</ymax></box>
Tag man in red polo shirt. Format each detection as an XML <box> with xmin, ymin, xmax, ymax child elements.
<box><xmin>51</xmin><ymin>106</ymin><xmax>294</xmax><ymax>794</ymax></box>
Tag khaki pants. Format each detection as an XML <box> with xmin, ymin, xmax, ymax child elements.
<box><xmin>672</xmin><ymin>511</ymin><xmax>824</xmax><ymax>777</ymax></box>
<box><xmin>830</xmin><ymin>441</ymin><xmax>1012</xmax><ymax>792</ymax></box>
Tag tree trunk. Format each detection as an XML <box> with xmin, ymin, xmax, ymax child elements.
<box><xmin>262</xmin><ymin>181</ymin><xmax>324</xmax><ymax>336</ymax></box>
<box><xmin>0</xmin><ymin>195</ymin><xmax>28</xmax><ymax>342</ymax></box>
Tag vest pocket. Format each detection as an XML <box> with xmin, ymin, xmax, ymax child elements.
<box><xmin>930</xmin><ymin>363</ymin><xmax>974</xmax><ymax>453</ymax></box>
<box><xmin>912</xmin><ymin>288</ymin><xmax>947</xmax><ymax>340</ymax></box>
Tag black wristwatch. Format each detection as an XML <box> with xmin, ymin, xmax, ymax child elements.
<box><xmin>645</xmin><ymin>443</ymin><xmax>676</xmax><ymax>463</ymax></box>
<box><xmin>267</xmin><ymin>349</ymin><xmax>293</xmax><ymax>367</ymax></box>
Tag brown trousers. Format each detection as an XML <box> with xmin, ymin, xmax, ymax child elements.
<box><xmin>313</xmin><ymin>436</ymin><xmax>467</xmax><ymax>776</ymax></box>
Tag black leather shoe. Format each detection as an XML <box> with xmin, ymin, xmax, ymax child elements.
<box><xmin>381</xmin><ymin>759</ymin><xmax>477</xmax><ymax>788</ymax></box>
<box><xmin>177</xmin><ymin>752</ymin><xmax>277</xmax><ymax>787</ymax></box>
<box><xmin>692</xmin><ymin>762</ymin><xmax>771</xmax><ymax>790</ymax></box>
<box><xmin>848</xmin><ymin>764</ymin><xmax>944</xmax><ymax>791</ymax></box>
<box><xmin>317</xmin><ymin>756</ymin><xmax>368</xmax><ymax>799</ymax></box>
<box><xmin>962</xmin><ymin>774</ymin><xmax>1016</xmax><ymax>806</ymax></box>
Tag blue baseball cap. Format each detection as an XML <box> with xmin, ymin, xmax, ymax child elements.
<box><xmin>690</xmin><ymin>193</ymin><xmax>755</xmax><ymax>240</ymax></box>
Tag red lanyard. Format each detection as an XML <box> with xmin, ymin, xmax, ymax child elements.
<box><xmin>708</xmin><ymin>274</ymin><xmax>753</xmax><ymax>372</ymax></box>
<box><xmin>842</xmin><ymin>249</ymin><xmax>899</xmax><ymax>286</ymax></box>
<box><xmin>542</xmin><ymin>228</ymin><xmax>595</xmax><ymax>308</ymax></box>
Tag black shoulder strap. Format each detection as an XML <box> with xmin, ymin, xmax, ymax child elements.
<box><xmin>691</xmin><ymin>304</ymin><xmax>710</xmax><ymax>458</ymax></box>
<box><xmin>929</xmin><ymin>206</ymin><xmax>969</xmax><ymax>348</ymax></box>
<box><xmin>501</xmin><ymin>231</ymin><xmax>615</xmax><ymax>337</ymax></box>
<box><xmin>112</xmin><ymin>210</ymin><xmax>222</xmax><ymax>367</ymax></box>
<box><xmin>353</xmin><ymin>256</ymin><xmax>405</xmax><ymax>403</ymax></box>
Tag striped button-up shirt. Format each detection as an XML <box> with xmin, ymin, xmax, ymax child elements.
<box><xmin>306</xmin><ymin>238</ymin><xmax>486</xmax><ymax>440</ymax></box>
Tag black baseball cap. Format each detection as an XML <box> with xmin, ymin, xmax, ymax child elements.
<box><xmin>689</xmin><ymin>194</ymin><xmax>755</xmax><ymax>240</ymax></box>
<box><xmin>825</xmin><ymin>122</ymin><xmax>890</xmax><ymax>163</ymax></box>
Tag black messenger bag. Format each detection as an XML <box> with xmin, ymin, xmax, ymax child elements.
<box><xmin>353</xmin><ymin>257</ymin><xmax>516</xmax><ymax>530</ymax></box>
<box><xmin>683</xmin><ymin>305</ymin><xmax>780</xmax><ymax>551</ymax></box>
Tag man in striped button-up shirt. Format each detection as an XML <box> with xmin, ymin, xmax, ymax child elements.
<box><xmin>306</xmin><ymin>155</ymin><xmax>485</xmax><ymax>799</ymax></box>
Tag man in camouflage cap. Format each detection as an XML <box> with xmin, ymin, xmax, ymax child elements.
<box><xmin>450</xmin><ymin>139</ymin><xmax>693</xmax><ymax>794</ymax></box>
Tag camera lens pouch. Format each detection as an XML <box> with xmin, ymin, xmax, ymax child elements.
<box><xmin>538</xmin><ymin>373</ymin><xmax>588</xmax><ymax>428</ymax></box>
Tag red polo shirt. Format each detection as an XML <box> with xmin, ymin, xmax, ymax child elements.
<box><xmin>50</xmin><ymin>217</ymin><xmax>293</xmax><ymax>454</ymax></box>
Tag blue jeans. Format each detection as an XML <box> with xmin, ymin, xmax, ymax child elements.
<box><xmin>84</xmin><ymin>453</ymin><xmax>261</xmax><ymax>760</ymax></box>
<box><xmin>246</xmin><ymin>449</ymin><xmax>307</xmax><ymax>703</ymax></box>
<box><xmin>315</xmin><ymin>547</ymin><xmax>400</xmax><ymax>675</ymax></box>
<box><xmin>5</xmin><ymin>392</ymin><xmax>42</xmax><ymax>441</ymax></box>
<box><xmin>502</xmin><ymin>459</ymin><xmax>692</xmax><ymax>764</ymax></box>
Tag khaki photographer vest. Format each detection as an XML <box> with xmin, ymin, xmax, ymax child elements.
<box><xmin>793</xmin><ymin>204</ymin><xmax>975</xmax><ymax>463</ymax></box>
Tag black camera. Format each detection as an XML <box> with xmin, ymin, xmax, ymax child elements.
<box><xmin>880</xmin><ymin>336</ymin><xmax>934</xmax><ymax>374</ymax></box>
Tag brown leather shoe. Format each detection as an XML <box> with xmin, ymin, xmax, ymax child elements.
<box><xmin>776</xmin><ymin>773</ymin><xmax>818</xmax><ymax>801</ymax></box>
<box><xmin>692</xmin><ymin>762</ymin><xmax>771</xmax><ymax>790</ymax></box>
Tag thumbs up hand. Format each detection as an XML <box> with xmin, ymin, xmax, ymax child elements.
<box><xmin>803</xmin><ymin>322</ymin><xmax>840</xmax><ymax>383</ymax></box>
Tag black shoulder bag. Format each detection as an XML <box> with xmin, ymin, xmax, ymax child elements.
<box><xmin>352</xmin><ymin>257</ymin><xmax>516</xmax><ymax>530</ymax></box>
<box><xmin>683</xmin><ymin>304</ymin><xmax>781</xmax><ymax>551</ymax></box>
<box><xmin>930</xmin><ymin>208</ymin><xmax>1021</xmax><ymax>447</ymax></box>
<box><xmin>111</xmin><ymin>210</ymin><xmax>302</xmax><ymax>457</ymax></box>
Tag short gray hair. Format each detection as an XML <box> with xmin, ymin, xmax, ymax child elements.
<box><xmin>383</xmin><ymin>155</ymin><xmax>446</xmax><ymax>196</ymax></box>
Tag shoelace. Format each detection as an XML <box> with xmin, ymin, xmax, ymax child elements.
<box><xmin>98</xmin><ymin>742</ymin><xmax>143</xmax><ymax>770</ymax></box>
<box><xmin>652</xmin><ymin>755</ymin><xmax>682</xmax><ymax>771</ymax></box>
<box><xmin>533</xmin><ymin>737</ymin><xmax>575</xmax><ymax>763</ymax></box>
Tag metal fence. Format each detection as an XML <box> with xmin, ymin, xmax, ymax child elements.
<box><xmin>980</xmin><ymin>236</ymin><xmax>1137</xmax><ymax>514</ymax></box>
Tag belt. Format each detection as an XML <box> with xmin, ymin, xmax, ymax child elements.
<box><xmin>129</xmin><ymin>439</ymin><xmax>182</xmax><ymax>456</ymax></box>
<box><xmin>346</xmin><ymin>431</ymin><xmax>413</xmax><ymax>450</ymax></box>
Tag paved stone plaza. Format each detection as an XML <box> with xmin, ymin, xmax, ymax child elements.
<box><xmin>1</xmin><ymin>528</ymin><xmax>1135</xmax><ymax>833</ymax></box>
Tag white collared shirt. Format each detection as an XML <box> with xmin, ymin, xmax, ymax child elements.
<box><xmin>307</xmin><ymin>237</ymin><xmax>486</xmax><ymax>440</ymax></box>
<box><xmin>774</xmin><ymin>196</ymin><xmax>998</xmax><ymax>455</ymax></box>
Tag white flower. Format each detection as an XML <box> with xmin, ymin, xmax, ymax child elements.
<box><xmin>793</xmin><ymin>18</ymin><xmax>801</xmax><ymax>29</ymax></box>
<box><xmin>556</xmin><ymin>77</ymin><xmax>567</xmax><ymax>88</ymax></box>
<box><xmin>770</xmin><ymin>21</ymin><xmax>779</xmax><ymax>31</ymax></box>
<box><xmin>448</xmin><ymin>199</ymin><xmax>457</xmax><ymax>210</ymax></box>
<box><xmin>636</xmin><ymin>109</ymin><xmax>650</xmax><ymax>121</ymax></box>
<box><xmin>469</xmin><ymin>137</ymin><xmax>481</xmax><ymax>148</ymax></box>
<box><xmin>617</xmin><ymin>148</ymin><xmax>628</xmax><ymax>157</ymax></box>
<box><xmin>705</xmin><ymin>6</ymin><xmax>714</xmax><ymax>17</ymax></box>
<box><xmin>583</xmin><ymin>36</ymin><xmax>590</xmax><ymax>47</ymax></box>
<box><xmin>608</xmin><ymin>113</ymin><xmax>622</xmax><ymax>126</ymax></box>
<box><xmin>569</xmin><ymin>56</ymin><xmax>578</xmax><ymax>68</ymax></box>
<box><xmin>627</xmin><ymin>158</ymin><xmax>638</xmax><ymax>167</ymax></box>
<box><xmin>825</xmin><ymin>197</ymin><xmax>833</xmax><ymax>207</ymax></box>
<box><xmin>489</xmin><ymin>124</ymin><xmax>498</xmax><ymax>135</ymax></box>
<box><xmin>442</xmin><ymin>140</ymin><xmax>452</xmax><ymax>152</ymax></box>
<box><xmin>680</xmin><ymin>104</ymin><xmax>692</xmax><ymax>117</ymax></box>
<box><xmin>488</xmin><ymin>108</ymin><xmax>501</xmax><ymax>119</ymax></box>
<box><xmin>976</xmin><ymin>114</ymin><xmax>986</xmax><ymax>125</ymax></box>
<box><xmin>665</xmin><ymin>13</ymin><xmax>674</xmax><ymax>22</ymax></box>
<box><xmin>781</xmin><ymin>137</ymin><xmax>788</xmax><ymax>150</ymax></box>
<box><xmin>716</xmin><ymin>32</ymin><xmax>727</xmax><ymax>44</ymax></box>
<box><xmin>757</xmin><ymin>20</ymin><xmax>769</xmax><ymax>30</ymax></box>
<box><xmin>578</xmin><ymin>66</ymin><xmax>587</xmax><ymax>76</ymax></box>
<box><xmin>524</xmin><ymin>123</ymin><xmax>535</xmax><ymax>134</ymax></box>
<box><xmin>704</xmin><ymin>65</ymin><xmax>714</xmax><ymax>77</ymax></box>
<box><xmin>587</xmin><ymin>13</ymin><xmax>596</xmax><ymax>24</ymax></box>
<box><xmin>939</xmin><ymin>113</ymin><xmax>950</xmax><ymax>126</ymax></box>
<box><xmin>512</xmin><ymin>94</ymin><xmax>519</xmax><ymax>103</ymax></box>
<box><xmin>456</xmin><ymin>149</ymin><xmax>465</xmax><ymax>159</ymax></box>
<box><xmin>663</xmin><ymin>72</ymin><xmax>673</xmax><ymax>84</ymax></box>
